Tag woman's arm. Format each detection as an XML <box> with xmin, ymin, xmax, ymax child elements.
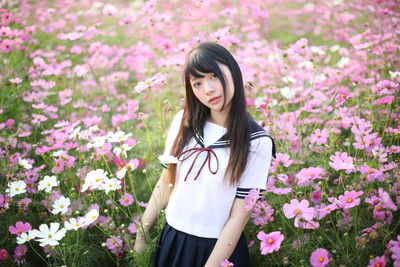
<box><xmin>204</xmin><ymin>198</ymin><xmax>251</xmax><ymax>267</ymax></box>
<box><xmin>134</xmin><ymin>168</ymin><xmax>170</xmax><ymax>252</ymax></box>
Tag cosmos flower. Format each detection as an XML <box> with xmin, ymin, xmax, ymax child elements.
<box><xmin>31</xmin><ymin>223</ymin><xmax>67</xmax><ymax>247</ymax></box>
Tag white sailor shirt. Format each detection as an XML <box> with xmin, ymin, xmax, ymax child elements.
<box><xmin>160</xmin><ymin>110</ymin><xmax>275</xmax><ymax>238</ymax></box>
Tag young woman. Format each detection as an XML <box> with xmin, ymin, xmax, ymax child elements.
<box><xmin>134</xmin><ymin>42</ymin><xmax>275</xmax><ymax>267</ymax></box>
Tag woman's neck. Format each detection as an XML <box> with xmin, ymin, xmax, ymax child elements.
<box><xmin>209</xmin><ymin>110</ymin><xmax>229</xmax><ymax>128</ymax></box>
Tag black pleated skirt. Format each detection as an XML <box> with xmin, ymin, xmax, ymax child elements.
<box><xmin>154</xmin><ymin>223</ymin><xmax>251</xmax><ymax>267</ymax></box>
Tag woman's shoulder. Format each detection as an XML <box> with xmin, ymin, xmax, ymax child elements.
<box><xmin>247</xmin><ymin>116</ymin><xmax>276</xmax><ymax>157</ymax></box>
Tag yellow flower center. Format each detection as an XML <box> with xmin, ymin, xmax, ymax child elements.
<box><xmin>319</xmin><ymin>257</ymin><xmax>324</xmax><ymax>262</ymax></box>
<box><xmin>317</xmin><ymin>134</ymin><xmax>321</xmax><ymax>138</ymax></box>
<box><xmin>96</xmin><ymin>178</ymin><xmax>100</xmax><ymax>182</ymax></box>
<box><xmin>18</xmin><ymin>230</ymin><xmax>22</xmax><ymax>234</ymax></box>
<box><xmin>347</xmin><ymin>198</ymin><xmax>353</xmax><ymax>203</ymax></box>
<box><xmin>369</xmin><ymin>169</ymin><xmax>373</xmax><ymax>173</ymax></box>
<box><xmin>268</xmin><ymin>238</ymin><xmax>273</xmax><ymax>244</ymax></box>
<box><xmin>47</xmin><ymin>183</ymin><xmax>51</xmax><ymax>186</ymax></box>
<box><xmin>48</xmin><ymin>234</ymin><xmax>52</xmax><ymax>238</ymax></box>
<box><xmin>75</xmin><ymin>223</ymin><xmax>80</xmax><ymax>227</ymax></box>
<box><xmin>296</xmin><ymin>210</ymin><xmax>300</xmax><ymax>214</ymax></box>
<box><xmin>60</xmin><ymin>205</ymin><xmax>64</xmax><ymax>208</ymax></box>
<box><xmin>15</xmin><ymin>187</ymin><xmax>19</xmax><ymax>191</ymax></box>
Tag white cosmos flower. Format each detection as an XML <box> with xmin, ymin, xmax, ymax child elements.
<box><xmin>337</xmin><ymin>57</ymin><xmax>350</xmax><ymax>68</ymax></box>
<box><xmin>19</xmin><ymin>158</ymin><xmax>32</xmax><ymax>169</ymax></box>
<box><xmin>101</xmin><ymin>177</ymin><xmax>121</xmax><ymax>193</ymax></box>
<box><xmin>158</xmin><ymin>155</ymin><xmax>179</xmax><ymax>165</ymax></box>
<box><xmin>113</xmin><ymin>143</ymin><xmax>132</xmax><ymax>158</ymax></box>
<box><xmin>38</xmin><ymin>175</ymin><xmax>59</xmax><ymax>193</ymax></box>
<box><xmin>64</xmin><ymin>217</ymin><xmax>86</xmax><ymax>231</ymax></box>
<box><xmin>81</xmin><ymin>169</ymin><xmax>108</xmax><ymax>192</ymax></box>
<box><xmin>107</xmin><ymin>131</ymin><xmax>132</xmax><ymax>143</ymax></box>
<box><xmin>87</xmin><ymin>135</ymin><xmax>108</xmax><ymax>148</ymax></box>
<box><xmin>69</xmin><ymin>126</ymin><xmax>81</xmax><ymax>140</ymax></box>
<box><xmin>52</xmin><ymin>196</ymin><xmax>71</xmax><ymax>215</ymax></box>
<box><xmin>280</xmin><ymin>87</ymin><xmax>295</xmax><ymax>100</ymax></box>
<box><xmin>17</xmin><ymin>230</ymin><xmax>38</xmax><ymax>244</ymax></box>
<box><xmin>83</xmin><ymin>209</ymin><xmax>99</xmax><ymax>226</ymax></box>
<box><xmin>116</xmin><ymin>159</ymin><xmax>140</xmax><ymax>179</ymax></box>
<box><xmin>6</xmin><ymin>180</ymin><xmax>26</xmax><ymax>197</ymax></box>
<box><xmin>31</xmin><ymin>222</ymin><xmax>67</xmax><ymax>247</ymax></box>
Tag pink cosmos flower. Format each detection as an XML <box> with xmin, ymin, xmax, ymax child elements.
<box><xmin>310</xmin><ymin>129</ymin><xmax>329</xmax><ymax>145</ymax></box>
<box><xmin>376</xmin><ymin>96</ymin><xmax>393</xmax><ymax>105</ymax></box>
<box><xmin>310</xmin><ymin>248</ymin><xmax>329</xmax><ymax>267</ymax></box>
<box><xmin>244</xmin><ymin>188</ymin><xmax>260</xmax><ymax>211</ymax></box>
<box><xmin>293</xmin><ymin>38</ymin><xmax>308</xmax><ymax>54</ymax></box>
<box><xmin>9</xmin><ymin>221</ymin><xmax>32</xmax><ymax>236</ymax></box>
<box><xmin>337</xmin><ymin>190</ymin><xmax>363</xmax><ymax>209</ymax></box>
<box><xmin>119</xmin><ymin>193</ymin><xmax>134</xmax><ymax>206</ymax></box>
<box><xmin>367</xmin><ymin>255</ymin><xmax>387</xmax><ymax>267</ymax></box>
<box><xmin>251</xmin><ymin>199</ymin><xmax>274</xmax><ymax>226</ymax></box>
<box><xmin>329</xmin><ymin>152</ymin><xmax>354</xmax><ymax>172</ymax></box>
<box><xmin>359</xmin><ymin>165</ymin><xmax>384</xmax><ymax>182</ymax></box>
<box><xmin>31</xmin><ymin>114</ymin><xmax>48</xmax><ymax>126</ymax></box>
<box><xmin>335</xmin><ymin>91</ymin><xmax>351</xmax><ymax>107</ymax></box>
<box><xmin>270</xmin><ymin>153</ymin><xmax>293</xmax><ymax>172</ymax></box>
<box><xmin>220</xmin><ymin>259</ymin><xmax>234</xmax><ymax>267</ymax></box>
<box><xmin>102</xmin><ymin>4</ymin><xmax>118</xmax><ymax>15</ymax></box>
<box><xmin>257</xmin><ymin>231</ymin><xmax>284</xmax><ymax>255</ymax></box>
<box><xmin>378</xmin><ymin>188</ymin><xmax>397</xmax><ymax>211</ymax></box>
<box><xmin>296</xmin><ymin>167</ymin><xmax>325</xmax><ymax>187</ymax></box>
<box><xmin>106</xmin><ymin>236</ymin><xmax>122</xmax><ymax>255</ymax></box>
<box><xmin>316</xmin><ymin>203</ymin><xmax>338</xmax><ymax>220</ymax></box>
<box><xmin>388</xmin><ymin>235</ymin><xmax>400</xmax><ymax>266</ymax></box>
<box><xmin>283</xmin><ymin>199</ymin><xmax>315</xmax><ymax>221</ymax></box>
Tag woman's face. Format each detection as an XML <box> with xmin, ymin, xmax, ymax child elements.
<box><xmin>189</xmin><ymin>63</ymin><xmax>234</xmax><ymax>120</ymax></box>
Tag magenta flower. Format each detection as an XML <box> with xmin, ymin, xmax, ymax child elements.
<box><xmin>283</xmin><ymin>199</ymin><xmax>315</xmax><ymax>221</ymax></box>
<box><xmin>367</xmin><ymin>255</ymin><xmax>387</xmax><ymax>267</ymax></box>
<box><xmin>337</xmin><ymin>190</ymin><xmax>363</xmax><ymax>209</ymax></box>
<box><xmin>310</xmin><ymin>248</ymin><xmax>329</xmax><ymax>267</ymax></box>
<box><xmin>0</xmin><ymin>249</ymin><xmax>8</xmax><ymax>260</ymax></box>
<box><xmin>244</xmin><ymin>188</ymin><xmax>260</xmax><ymax>211</ymax></box>
<box><xmin>329</xmin><ymin>151</ymin><xmax>354</xmax><ymax>172</ymax></box>
<box><xmin>9</xmin><ymin>221</ymin><xmax>32</xmax><ymax>236</ymax></box>
<box><xmin>257</xmin><ymin>231</ymin><xmax>284</xmax><ymax>255</ymax></box>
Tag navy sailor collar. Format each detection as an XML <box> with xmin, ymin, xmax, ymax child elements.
<box><xmin>193</xmin><ymin>115</ymin><xmax>276</xmax><ymax>158</ymax></box>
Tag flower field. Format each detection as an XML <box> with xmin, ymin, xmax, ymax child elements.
<box><xmin>0</xmin><ymin>0</ymin><xmax>399</xmax><ymax>266</ymax></box>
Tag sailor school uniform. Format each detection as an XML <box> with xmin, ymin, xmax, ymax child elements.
<box><xmin>154</xmin><ymin>110</ymin><xmax>276</xmax><ymax>267</ymax></box>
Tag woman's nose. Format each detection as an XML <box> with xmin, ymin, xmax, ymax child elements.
<box><xmin>204</xmin><ymin>80</ymin><xmax>214</xmax><ymax>94</ymax></box>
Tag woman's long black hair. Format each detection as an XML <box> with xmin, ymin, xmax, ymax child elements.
<box><xmin>168</xmin><ymin>42</ymin><xmax>250</xmax><ymax>187</ymax></box>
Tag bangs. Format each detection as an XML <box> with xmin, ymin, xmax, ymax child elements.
<box><xmin>184</xmin><ymin>50</ymin><xmax>223</xmax><ymax>79</ymax></box>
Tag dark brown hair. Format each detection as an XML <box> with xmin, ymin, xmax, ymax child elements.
<box><xmin>167</xmin><ymin>42</ymin><xmax>250</xmax><ymax>187</ymax></box>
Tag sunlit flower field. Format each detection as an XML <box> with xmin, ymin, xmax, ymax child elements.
<box><xmin>0</xmin><ymin>0</ymin><xmax>399</xmax><ymax>266</ymax></box>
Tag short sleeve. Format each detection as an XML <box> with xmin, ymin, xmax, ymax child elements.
<box><xmin>159</xmin><ymin>110</ymin><xmax>184</xmax><ymax>168</ymax></box>
<box><xmin>235</xmin><ymin>136</ymin><xmax>273</xmax><ymax>199</ymax></box>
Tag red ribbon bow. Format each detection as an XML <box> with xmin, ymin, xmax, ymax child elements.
<box><xmin>178</xmin><ymin>147</ymin><xmax>219</xmax><ymax>181</ymax></box>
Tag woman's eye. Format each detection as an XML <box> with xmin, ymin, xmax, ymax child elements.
<box><xmin>193</xmin><ymin>82</ymin><xmax>201</xmax><ymax>88</ymax></box>
<box><xmin>211</xmin><ymin>74</ymin><xmax>217</xmax><ymax>79</ymax></box>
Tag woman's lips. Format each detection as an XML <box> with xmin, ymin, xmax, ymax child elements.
<box><xmin>209</xmin><ymin>96</ymin><xmax>221</xmax><ymax>104</ymax></box>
